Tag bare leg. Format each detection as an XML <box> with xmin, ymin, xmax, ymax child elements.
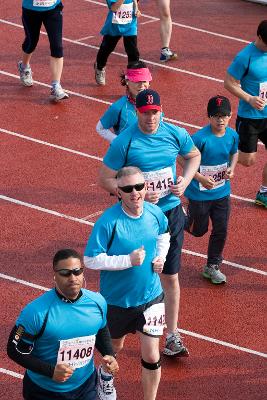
<box><xmin>156</xmin><ymin>0</ymin><xmax>172</xmax><ymax>48</ymax></box>
<box><xmin>50</xmin><ymin>56</ymin><xmax>63</xmax><ymax>82</ymax></box>
<box><xmin>139</xmin><ymin>333</ymin><xmax>161</xmax><ymax>400</ymax></box>
<box><xmin>160</xmin><ymin>273</ymin><xmax>180</xmax><ymax>332</ymax></box>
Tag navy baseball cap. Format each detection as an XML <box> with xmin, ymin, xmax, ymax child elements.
<box><xmin>207</xmin><ymin>95</ymin><xmax>231</xmax><ymax>117</ymax></box>
<box><xmin>136</xmin><ymin>89</ymin><xmax>161</xmax><ymax>113</ymax></box>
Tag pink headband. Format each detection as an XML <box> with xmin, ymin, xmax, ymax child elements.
<box><xmin>125</xmin><ymin>68</ymin><xmax>152</xmax><ymax>83</ymax></box>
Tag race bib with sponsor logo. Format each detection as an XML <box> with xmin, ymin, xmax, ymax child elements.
<box><xmin>112</xmin><ymin>3</ymin><xmax>133</xmax><ymax>25</ymax></box>
<box><xmin>33</xmin><ymin>0</ymin><xmax>57</xmax><ymax>7</ymax></box>
<box><xmin>143</xmin><ymin>302</ymin><xmax>166</xmax><ymax>336</ymax></box>
<box><xmin>199</xmin><ymin>162</ymin><xmax>227</xmax><ymax>191</ymax></box>
<box><xmin>57</xmin><ymin>335</ymin><xmax>95</xmax><ymax>369</ymax></box>
<box><xmin>143</xmin><ymin>167</ymin><xmax>174</xmax><ymax>198</ymax></box>
<box><xmin>259</xmin><ymin>82</ymin><xmax>267</xmax><ymax>104</ymax></box>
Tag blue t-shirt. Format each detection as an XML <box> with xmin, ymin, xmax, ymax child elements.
<box><xmin>103</xmin><ymin>121</ymin><xmax>195</xmax><ymax>212</ymax></box>
<box><xmin>184</xmin><ymin>125</ymin><xmax>239</xmax><ymax>201</ymax></box>
<box><xmin>227</xmin><ymin>42</ymin><xmax>267</xmax><ymax>119</ymax></box>
<box><xmin>84</xmin><ymin>202</ymin><xmax>168</xmax><ymax>307</ymax></box>
<box><xmin>16</xmin><ymin>289</ymin><xmax>106</xmax><ymax>392</ymax></box>
<box><xmin>100</xmin><ymin>96</ymin><xmax>137</xmax><ymax>135</ymax></box>
<box><xmin>101</xmin><ymin>0</ymin><xmax>137</xmax><ymax>36</ymax></box>
<box><xmin>22</xmin><ymin>0</ymin><xmax>61</xmax><ymax>12</ymax></box>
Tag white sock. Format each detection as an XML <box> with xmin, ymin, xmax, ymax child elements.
<box><xmin>259</xmin><ymin>185</ymin><xmax>267</xmax><ymax>193</ymax></box>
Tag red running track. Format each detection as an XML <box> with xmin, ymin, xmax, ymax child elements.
<box><xmin>0</xmin><ymin>0</ymin><xmax>266</xmax><ymax>399</ymax></box>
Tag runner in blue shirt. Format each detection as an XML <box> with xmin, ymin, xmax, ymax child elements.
<box><xmin>98</xmin><ymin>89</ymin><xmax>201</xmax><ymax>358</ymax></box>
<box><xmin>84</xmin><ymin>166</ymin><xmax>170</xmax><ymax>400</ymax></box>
<box><xmin>7</xmin><ymin>249</ymin><xmax>118</xmax><ymax>400</ymax></box>
<box><xmin>96</xmin><ymin>61</ymin><xmax>152</xmax><ymax>142</ymax></box>
<box><xmin>18</xmin><ymin>0</ymin><xmax>69</xmax><ymax>101</ymax></box>
<box><xmin>224</xmin><ymin>20</ymin><xmax>267</xmax><ymax>208</ymax></box>
<box><xmin>94</xmin><ymin>0</ymin><xmax>141</xmax><ymax>85</ymax></box>
<box><xmin>184</xmin><ymin>96</ymin><xmax>238</xmax><ymax>284</ymax></box>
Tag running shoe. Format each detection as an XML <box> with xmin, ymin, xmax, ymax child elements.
<box><xmin>50</xmin><ymin>84</ymin><xmax>69</xmax><ymax>102</ymax></box>
<box><xmin>163</xmin><ymin>329</ymin><xmax>189</xmax><ymax>357</ymax></box>
<box><xmin>97</xmin><ymin>365</ymin><xmax>116</xmax><ymax>400</ymax></box>
<box><xmin>17</xmin><ymin>61</ymin><xmax>33</xmax><ymax>87</ymax></box>
<box><xmin>255</xmin><ymin>191</ymin><xmax>267</xmax><ymax>208</ymax></box>
<box><xmin>202</xmin><ymin>264</ymin><xmax>226</xmax><ymax>284</ymax></box>
<box><xmin>94</xmin><ymin>63</ymin><xmax>106</xmax><ymax>86</ymax></box>
<box><xmin>160</xmin><ymin>48</ymin><xmax>178</xmax><ymax>62</ymax></box>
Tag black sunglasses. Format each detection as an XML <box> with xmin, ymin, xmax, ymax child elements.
<box><xmin>55</xmin><ymin>268</ymin><xmax>84</xmax><ymax>277</ymax></box>
<box><xmin>118</xmin><ymin>182</ymin><xmax>145</xmax><ymax>193</ymax></box>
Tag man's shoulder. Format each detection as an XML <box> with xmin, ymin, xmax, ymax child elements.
<box><xmin>21</xmin><ymin>289</ymin><xmax>55</xmax><ymax>316</ymax></box>
<box><xmin>82</xmin><ymin>289</ymin><xmax>107</xmax><ymax>309</ymax></box>
<box><xmin>96</xmin><ymin>203</ymin><xmax>122</xmax><ymax>225</ymax></box>
<box><xmin>144</xmin><ymin>201</ymin><xmax>165</xmax><ymax>219</ymax></box>
<box><xmin>160</xmin><ymin>121</ymin><xmax>187</xmax><ymax>135</ymax></box>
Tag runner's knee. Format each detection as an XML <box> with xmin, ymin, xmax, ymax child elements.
<box><xmin>141</xmin><ymin>358</ymin><xmax>161</xmax><ymax>370</ymax></box>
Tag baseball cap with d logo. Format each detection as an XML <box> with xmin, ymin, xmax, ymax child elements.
<box><xmin>136</xmin><ymin>89</ymin><xmax>161</xmax><ymax>113</ymax></box>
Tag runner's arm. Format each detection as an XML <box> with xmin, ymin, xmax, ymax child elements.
<box><xmin>99</xmin><ymin>164</ymin><xmax>118</xmax><ymax>195</ymax></box>
<box><xmin>96</xmin><ymin>121</ymin><xmax>117</xmax><ymax>143</ymax></box>
<box><xmin>7</xmin><ymin>325</ymin><xmax>55</xmax><ymax>377</ymax></box>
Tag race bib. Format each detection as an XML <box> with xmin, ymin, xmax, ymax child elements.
<box><xmin>57</xmin><ymin>335</ymin><xmax>95</xmax><ymax>369</ymax></box>
<box><xmin>143</xmin><ymin>303</ymin><xmax>166</xmax><ymax>336</ymax></box>
<box><xmin>199</xmin><ymin>163</ymin><xmax>227</xmax><ymax>191</ymax></box>
<box><xmin>112</xmin><ymin>3</ymin><xmax>133</xmax><ymax>25</ymax></box>
<box><xmin>33</xmin><ymin>0</ymin><xmax>57</xmax><ymax>7</ymax></box>
<box><xmin>259</xmin><ymin>82</ymin><xmax>267</xmax><ymax>104</ymax></box>
<box><xmin>143</xmin><ymin>167</ymin><xmax>174</xmax><ymax>198</ymax></box>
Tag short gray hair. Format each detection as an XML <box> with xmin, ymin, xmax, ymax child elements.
<box><xmin>116</xmin><ymin>166</ymin><xmax>144</xmax><ymax>180</ymax></box>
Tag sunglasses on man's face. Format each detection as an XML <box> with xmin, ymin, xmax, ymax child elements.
<box><xmin>118</xmin><ymin>182</ymin><xmax>145</xmax><ymax>193</ymax></box>
<box><xmin>55</xmin><ymin>268</ymin><xmax>84</xmax><ymax>277</ymax></box>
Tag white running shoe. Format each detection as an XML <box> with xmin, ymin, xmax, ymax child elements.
<box><xmin>50</xmin><ymin>84</ymin><xmax>69</xmax><ymax>102</ymax></box>
<box><xmin>18</xmin><ymin>61</ymin><xmax>33</xmax><ymax>87</ymax></box>
<box><xmin>94</xmin><ymin>63</ymin><xmax>106</xmax><ymax>86</ymax></box>
<box><xmin>97</xmin><ymin>366</ymin><xmax>116</xmax><ymax>400</ymax></box>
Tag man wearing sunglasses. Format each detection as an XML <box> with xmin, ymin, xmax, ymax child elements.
<box><xmin>98</xmin><ymin>89</ymin><xmax>200</xmax><ymax>359</ymax></box>
<box><xmin>84</xmin><ymin>166</ymin><xmax>170</xmax><ymax>400</ymax></box>
<box><xmin>7</xmin><ymin>248</ymin><xmax>118</xmax><ymax>400</ymax></box>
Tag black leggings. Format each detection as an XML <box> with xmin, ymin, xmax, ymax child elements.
<box><xmin>96</xmin><ymin>34</ymin><xmax>139</xmax><ymax>69</ymax></box>
<box><xmin>22</xmin><ymin>3</ymin><xmax>63</xmax><ymax>58</ymax></box>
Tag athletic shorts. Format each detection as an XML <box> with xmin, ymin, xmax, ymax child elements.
<box><xmin>236</xmin><ymin>116</ymin><xmax>267</xmax><ymax>152</ymax></box>
<box><xmin>23</xmin><ymin>369</ymin><xmax>97</xmax><ymax>400</ymax></box>
<box><xmin>163</xmin><ymin>203</ymin><xmax>185</xmax><ymax>275</ymax></box>
<box><xmin>107</xmin><ymin>293</ymin><xmax>164</xmax><ymax>339</ymax></box>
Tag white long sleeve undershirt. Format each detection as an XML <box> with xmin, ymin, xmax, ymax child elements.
<box><xmin>84</xmin><ymin>232</ymin><xmax>170</xmax><ymax>271</ymax></box>
<box><xmin>96</xmin><ymin>120</ymin><xmax>117</xmax><ymax>143</ymax></box>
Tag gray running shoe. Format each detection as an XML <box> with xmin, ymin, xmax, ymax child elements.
<box><xmin>50</xmin><ymin>85</ymin><xmax>69</xmax><ymax>102</ymax></box>
<box><xmin>202</xmin><ymin>264</ymin><xmax>226</xmax><ymax>284</ymax></box>
<box><xmin>94</xmin><ymin>63</ymin><xmax>106</xmax><ymax>85</ymax></box>
<box><xmin>97</xmin><ymin>365</ymin><xmax>116</xmax><ymax>400</ymax></box>
<box><xmin>17</xmin><ymin>61</ymin><xmax>33</xmax><ymax>87</ymax></box>
<box><xmin>163</xmin><ymin>329</ymin><xmax>189</xmax><ymax>357</ymax></box>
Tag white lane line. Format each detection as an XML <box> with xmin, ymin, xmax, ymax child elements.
<box><xmin>0</xmin><ymin>195</ymin><xmax>94</xmax><ymax>226</ymax></box>
<box><xmin>0</xmin><ymin>128</ymin><xmax>264</xmax><ymax>204</ymax></box>
<box><xmin>0</xmin><ymin>194</ymin><xmax>266</xmax><ymax>276</ymax></box>
<box><xmin>182</xmin><ymin>250</ymin><xmax>267</xmax><ymax>276</ymax></box>
<box><xmin>178</xmin><ymin>329</ymin><xmax>267</xmax><ymax>358</ymax></box>
<box><xmin>0</xmin><ymin>272</ymin><xmax>266</xmax><ymax>359</ymax></box>
<box><xmin>0</xmin><ymin>128</ymin><xmax>103</xmax><ymax>161</ymax></box>
<box><xmin>0</xmin><ymin>19</ymin><xmax>223</xmax><ymax>82</ymax></box>
<box><xmin>0</xmin><ymin>368</ymin><xmax>23</xmax><ymax>379</ymax></box>
<box><xmin>81</xmin><ymin>210</ymin><xmax>103</xmax><ymax>220</ymax></box>
<box><xmin>84</xmin><ymin>0</ymin><xmax>250</xmax><ymax>44</ymax></box>
<box><xmin>76</xmin><ymin>35</ymin><xmax>95</xmax><ymax>42</ymax></box>
<box><xmin>140</xmin><ymin>19</ymin><xmax>158</xmax><ymax>26</ymax></box>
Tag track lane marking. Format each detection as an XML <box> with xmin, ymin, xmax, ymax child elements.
<box><xmin>0</xmin><ymin>272</ymin><xmax>266</xmax><ymax>359</ymax></box>
<box><xmin>0</xmin><ymin>19</ymin><xmax>224</xmax><ymax>82</ymax></box>
<box><xmin>0</xmin><ymin>128</ymin><xmax>264</xmax><ymax>205</ymax></box>
<box><xmin>0</xmin><ymin>72</ymin><xmax>264</xmax><ymax>147</ymax></box>
<box><xmin>84</xmin><ymin>0</ymin><xmax>250</xmax><ymax>44</ymax></box>
<box><xmin>0</xmin><ymin>194</ymin><xmax>266</xmax><ymax>276</ymax></box>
